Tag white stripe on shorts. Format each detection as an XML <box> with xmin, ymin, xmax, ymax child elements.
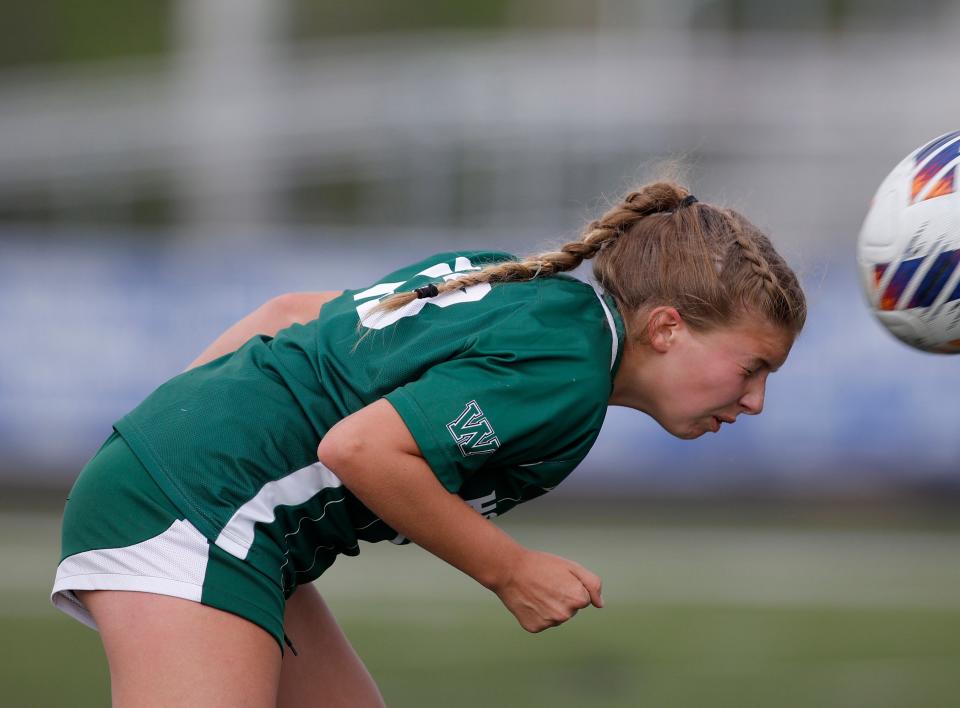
<box><xmin>51</xmin><ymin>518</ymin><xmax>209</xmax><ymax>631</ymax></box>
<box><xmin>214</xmin><ymin>460</ymin><xmax>343</xmax><ymax>560</ymax></box>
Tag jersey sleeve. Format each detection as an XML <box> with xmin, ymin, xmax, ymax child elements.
<box><xmin>383</xmin><ymin>347</ymin><xmax>609</xmax><ymax>493</ymax></box>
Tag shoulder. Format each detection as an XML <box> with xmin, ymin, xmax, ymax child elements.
<box><xmin>487</xmin><ymin>275</ymin><xmax>617</xmax><ymax>369</ymax></box>
<box><xmin>453</xmin><ymin>277</ymin><xmax>617</xmax><ymax>421</ymax></box>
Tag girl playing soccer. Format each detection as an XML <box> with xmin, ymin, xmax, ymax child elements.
<box><xmin>52</xmin><ymin>181</ymin><xmax>805</xmax><ymax>707</ymax></box>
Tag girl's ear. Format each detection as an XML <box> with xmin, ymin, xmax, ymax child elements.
<box><xmin>645</xmin><ymin>306</ymin><xmax>683</xmax><ymax>353</ymax></box>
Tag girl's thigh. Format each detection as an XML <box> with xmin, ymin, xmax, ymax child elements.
<box><xmin>79</xmin><ymin>589</ymin><xmax>282</xmax><ymax>708</ymax></box>
<box><xmin>278</xmin><ymin>583</ymin><xmax>386</xmax><ymax>708</ymax></box>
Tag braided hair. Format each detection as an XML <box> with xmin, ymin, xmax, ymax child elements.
<box><xmin>365</xmin><ymin>181</ymin><xmax>806</xmax><ymax>339</ymax></box>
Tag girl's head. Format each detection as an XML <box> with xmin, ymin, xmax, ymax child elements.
<box><xmin>372</xmin><ymin>181</ymin><xmax>806</xmax><ymax>437</ymax></box>
<box><xmin>585</xmin><ymin>181</ymin><xmax>806</xmax><ymax>438</ymax></box>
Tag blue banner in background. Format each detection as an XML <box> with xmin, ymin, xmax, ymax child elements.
<box><xmin>3</xmin><ymin>235</ymin><xmax>959</xmax><ymax>495</ymax></box>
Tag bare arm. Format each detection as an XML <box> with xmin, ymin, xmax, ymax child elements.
<box><xmin>186</xmin><ymin>291</ymin><xmax>343</xmax><ymax>371</ymax></box>
<box><xmin>317</xmin><ymin>399</ymin><xmax>603</xmax><ymax>633</ymax></box>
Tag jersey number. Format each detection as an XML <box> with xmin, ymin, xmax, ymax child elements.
<box><xmin>353</xmin><ymin>256</ymin><xmax>492</xmax><ymax>330</ymax></box>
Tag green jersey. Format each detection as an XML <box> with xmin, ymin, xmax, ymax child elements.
<box><xmin>115</xmin><ymin>251</ymin><xmax>625</xmax><ymax>593</ymax></box>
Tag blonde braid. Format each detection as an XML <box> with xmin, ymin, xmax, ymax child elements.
<box><xmin>367</xmin><ymin>182</ymin><xmax>690</xmax><ymax>318</ymax></box>
<box><xmin>733</xmin><ymin>228</ymin><xmax>780</xmax><ymax>293</ymax></box>
<box><xmin>724</xmin><ymin>211</ymin><xmax>805</xmax><ymax>328</ymax></box>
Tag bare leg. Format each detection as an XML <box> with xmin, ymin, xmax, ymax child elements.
<box><xmin>78</xmin><ymin>590</ymin><xmax>282</xmax><ymax>708</ymax></box>
<box><xmin>277</xmin><ymin>583</ymin><xmax>386</xmax><ymax>708</ymax></box>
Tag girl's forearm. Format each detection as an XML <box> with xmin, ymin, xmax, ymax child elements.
<box><xmin>316</xmin><ymin>398</ymin><xmax>603</xmax><ymax>634</ymax></box>
<box><xmin>326</xmin><ymin>444</ymin><xmax>524</xmax><ymax>591</ymax></box>
<box><xmin>316</xmin><ymin>404</ymin><xmax>526</xmax><ymax>592</ymax></box>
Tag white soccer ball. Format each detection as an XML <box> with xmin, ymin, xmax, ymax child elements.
<box><xmin>857</xmin><ymin>130</ymin><xmax>960</xmax><ymax>353</ymax></box>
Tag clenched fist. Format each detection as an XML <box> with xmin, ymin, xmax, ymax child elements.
<box><xmin>491</xmin><ymin>549</ymin><xmax>603</xmax><ymax>632</ymax></box>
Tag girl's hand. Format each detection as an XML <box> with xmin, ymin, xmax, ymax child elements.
<box><xmin>492</xmin><ymin>550</ymin><xmax>603</xmax><ymax>632</ymax></box>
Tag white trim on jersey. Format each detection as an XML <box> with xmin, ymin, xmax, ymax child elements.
<box><xmin>214</xmin><ymin>460</ymin><xmax>344</xmax><ymax>559</ymax></box>
<box><xmin>589</xmin><ymin>282</ymin><xmax>619</xmax><ymax>371</ymax></box>
<box><xmin>51</xmin><ymin>518</ymin><xmax>209</xmax><ymax>631</ymax></box>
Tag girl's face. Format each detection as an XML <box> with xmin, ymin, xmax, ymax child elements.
<box><xmin>612</xmin><ymin>310</ymin><xmax>794</xmax><ymax>440</ymax></box>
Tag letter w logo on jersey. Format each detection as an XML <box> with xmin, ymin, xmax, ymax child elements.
<box><xmin>446</xmin><ymin>400</ymin><xmax>500</xmax><ymax>457</ymax></box>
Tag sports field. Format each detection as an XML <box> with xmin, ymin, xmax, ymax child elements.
<box><xmin>3</xmin><ymin>506</ymin><xmax>959</xmax><ymax>708</ymax></box>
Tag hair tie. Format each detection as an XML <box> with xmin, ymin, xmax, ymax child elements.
<box><xmin>413</xmin><ymin>283</ymin><xmax>439</xmax><ymax>299</ymax></box>
<box><xmin>680</xmin><ymin>194</ymin><xmax>698</xmax><ymax>208</ymax></box>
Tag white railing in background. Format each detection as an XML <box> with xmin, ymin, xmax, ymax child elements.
<box><xmin>0</xmin><ymin>29</ymin><xmax>959</xmax><ymax>241</ymax></box>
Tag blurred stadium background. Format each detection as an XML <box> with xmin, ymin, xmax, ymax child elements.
<box><xmin>2</xmin><ymin>2</ymin><xmax>959</xmax><ymax>706</ymax></box>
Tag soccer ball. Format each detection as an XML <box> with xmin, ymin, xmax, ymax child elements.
<box><xmin>857</xmin><ymin>130</ymin><xmax>960</xmax><ymax>353</ymax></box>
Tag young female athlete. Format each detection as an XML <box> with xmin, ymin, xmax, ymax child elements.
<box><xmin>51</xmin><ymin>181</ymin><xmax>806</xmax><ymax>707</ymax></box>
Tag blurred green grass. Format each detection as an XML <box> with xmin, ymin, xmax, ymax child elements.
<box><xmin>3</xmin><ymin>507</ymin><xmax>960</xmax><ymax>708</ymax></box>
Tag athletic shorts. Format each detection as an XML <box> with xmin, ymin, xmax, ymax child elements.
<box><xmin>51</xmin><ymin>432</ymin><xmax>286</xmax><ymax>650</ymax></box>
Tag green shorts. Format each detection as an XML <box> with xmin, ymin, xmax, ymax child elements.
<box><xmin>51</xmin><ymin>432</ymin><xmax>286</xmax><ymax>650</ymax></box>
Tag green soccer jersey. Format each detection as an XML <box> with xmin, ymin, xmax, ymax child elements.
<box><xmin>115</xmin><ymin>251</ymin><xmax>625</xmax><ymax>593</ymax></box>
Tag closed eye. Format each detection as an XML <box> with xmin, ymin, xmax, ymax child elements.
<box><xmin>744</xmin><ymin>357</ymin><xmax>773</xmax><ymax>376</ymax></box>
